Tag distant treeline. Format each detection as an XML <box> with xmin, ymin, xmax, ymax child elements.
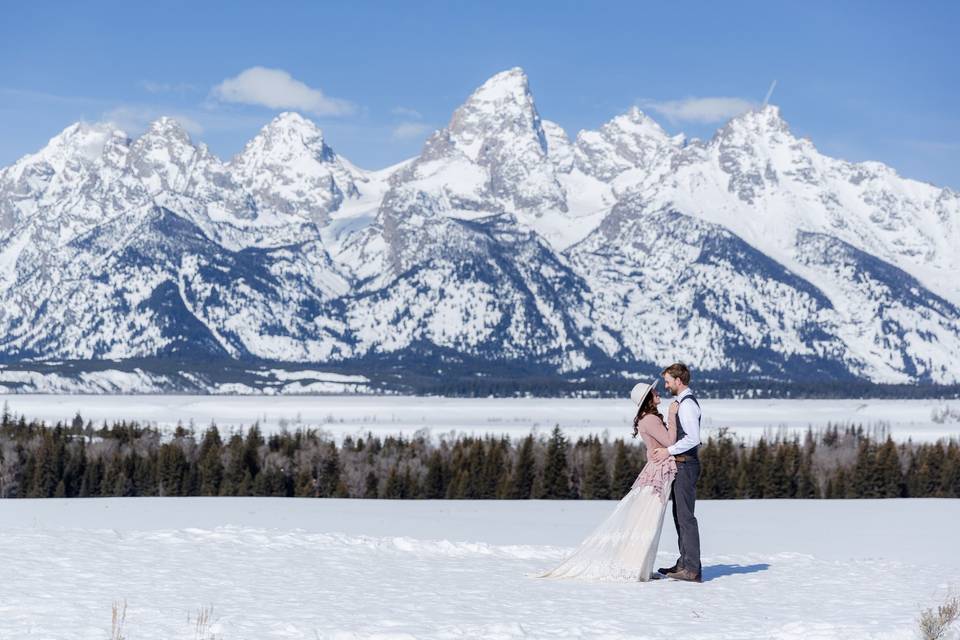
<box><xmin>3</xmin><ymin>356</ymin><xmax>960</xmax><ymax>399</ymax></box>
<box><xmin>410</xmin><ymin>378</ymin><xmax>960</xmax><ymax>400</ymax></box>
<box><xmin>0</xmin><ymin>410</ymin><xmax>957</xmax><ymax>500</ymax></box>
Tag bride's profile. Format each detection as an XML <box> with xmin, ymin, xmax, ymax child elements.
<box><xmin>536</xmin><ymin>380</ymin><xmax>677</xmax><ymax>582</ymax></box>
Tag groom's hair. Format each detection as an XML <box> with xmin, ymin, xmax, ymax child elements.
<box><xmin>661</xmin><ymin>362</ymin><xmax>691</xmax><ymax>385</ymax></box>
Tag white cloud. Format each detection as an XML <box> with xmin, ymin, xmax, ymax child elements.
<box><xmin>391</xmin><ymin>122</ymin><xmax>431</xmax><ymax>141</ymax></box>
<box><xmin>101</xmin><ymin>106</ymin><xmax>204</xmax><ymax>136</ymax></box>
<box><xmin>639</xmin><ymin>97</ymin><xmax>756</xmax><ymax>124</ymax></box>
<box><xmin>212</xmin><ymin>67</ymin><xmax>355</xmax><ymax>116</ymax></box>
<box><xmin>391</xmin><ymin>106</ymin><xmax>423</xmax><ymax>119</ymax></box>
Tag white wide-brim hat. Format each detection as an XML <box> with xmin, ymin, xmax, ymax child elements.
<box><xmin>630</xmin><ymin>379</ymin><xmax>657</xmax><ymax>406</ymax></box>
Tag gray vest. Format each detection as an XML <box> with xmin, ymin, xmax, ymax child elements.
<box><xmin>676</xmin><ymin>394</ymin><xmax>700</xmax><ymax>458</ymax></box>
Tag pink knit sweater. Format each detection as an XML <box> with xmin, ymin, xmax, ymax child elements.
<box><xmin>635</xmin><ymin>412</ymin><xmax>677</xmax><ymax>451</ymax></box>
<box><xmin>631</xmin><ymin>412</ymin><xmax>678</xmax><ymax>503</ymax></box>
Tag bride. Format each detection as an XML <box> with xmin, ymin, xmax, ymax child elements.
<box><xmin>536</xmin><ymin>380</ymin><xmax>677</xmax><ymax>582</ymax></box>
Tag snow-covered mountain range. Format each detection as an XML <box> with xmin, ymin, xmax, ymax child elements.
<box><xmin>1</xmin><ymin>67</ymin><xmax>958</xmax><ymax>391</ymax></box>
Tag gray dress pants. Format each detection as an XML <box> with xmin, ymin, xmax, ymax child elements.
<box><xmin>671</xmin><ymin>458</ymin><xmax>702</xmax><ymax>573</ymax></box>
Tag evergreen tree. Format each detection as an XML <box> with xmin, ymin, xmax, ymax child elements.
<box><xmin>700</xmin><ymin>429</ymin><xmax>738</xmax><ymax>499</ymax></box>
<box><xmin>508</xmin><ymin>434</ymin><xmax>537</xmax><ymax>499</ymax></box>
<box><xmin>796</xmin><ymin>456</ymin><xmax>818</xmax><ymax>499</ymax></box>
<box><xmin>611</xmin><ymin>440</ymin><xmax>640</xmax><ymax>498</ymax></box>
<box><xmin>831</xmin><ymin>467</ymin><xmax>850</xmax><ymax>499</ymax></box>
<box><xmin>539</xmin><ymin>426</ymin><xmax>572</xmax><ymax>499</ymax></box>
<box><xmin>734</xmin><ymin>454</ymin><xmax>751</xmax><ymax>498</ymax></box>
<box><xmin>158</xmin><ymin>443</ymin><xmax>189</xmax><ymax>496</ymax></box>
<box><xmin>915</xmin><ymin>444</ymin><xmax>945</xmax><ymax>497</ymax></box>
<box><xmin>942</xmin><ymin>442</ymin><xmax>960</xmax><ymax>498</ymax></box>
<box><xmin>875</xmin><ymin>437</ymin><xmax>903</xmax><ymax>498</ymax></box>
<box><xmin>383</xmin><ymin>466</ymin><xmax>408</xmax><ymax>499</ymax></box>
<box><xmin>111</xmin><ymin>450</ymin><xmax>138</xmax><ymax>497</ymax></box>
<box><xmin>220</xmin><ymin>434</ymin><xmax>247</xmax><ymax>496</ymax></box>
<box><xmin>243</xmin><ymin>424</ymin><xmax>265</xmax><ymax>481</ymax></box>
<box><xmin>423</xmin><ymin>450</ymin><xmax>448</xmax><ymax>499</ymax></box>
<box><xmin>747</xmin><ymin>438</ymin><xmax>770</xmax><ymax>498</ymax></box>
<box><xmin>463</xmin><ymin>439</ymin><xmax>486</xmax><ymax>498</ymax></box>
<box><xmin>198</xmin><ymin>427</ymin><xmax>224</xmax><ymax>496</ymax></box>
<box><xmin>317</xmin><ymin>443</ymin><xmax>343</xmax><ymax>497</ymax></box>
<box><xmin>61</xmin><ymin>438</ymin><xmax>87</xmax><ymax>497</ymax></box>
<box><xmin>482</xmin><ymin>438</ymin><xmax>509</xmax><ymax>498</ymax></box>
<box><xmin>851</xmin><ymin>440</ymin><xmax>880</xmax><ymax>498</ymax></box>
<box><xmin>29</xmin><ymin>430</ymin><xmax>61</xmax><ymax>498</ymax></box>
<box><xmin>581</xmin><ymin>440</ymin><xmax>611</xmax><ymax>500</ymax></box>
<box><xmin>363</xmin><ymin>471</ymin><xmax>379</xmax><ymax>498</ymax></box>
<box><xmin>253</xmin><ymin>462</ymin><xmax>289</xmax><ymax>497</ymax></box>
<box><xmin>79</xmin><ymin>456</ymin><xmax>104</xmax><ymax>497</ymax></box>
<box><xmin>294</xmin><ymin>466</ymin><xmax>316</xmax><ymax>497</ymax></box>
<box><xmin>133</xmin><ymin>451</ymin><xmax>157</xmax><ymax>496</ymax></box>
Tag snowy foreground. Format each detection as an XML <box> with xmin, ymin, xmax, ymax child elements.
<box><xmin>1</xmin><ymin>498</ymin><xmax>957</xmax><ymax>639</ymax></box>
<box><xmin>1</xmin><ymin>394</ymin><xmax>958</xmax><ymax>442</ymax></box>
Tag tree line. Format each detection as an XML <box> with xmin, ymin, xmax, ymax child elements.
<box><xmin>0</xmin><ymin>409</ymin><xmax>957</xmax><ymax>500</ymax></box>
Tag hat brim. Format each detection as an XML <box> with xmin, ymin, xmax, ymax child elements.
<box><xmin>630</xmin><ymin>379</ymin><xmax>657</xmax><ymax>406</ymax></box>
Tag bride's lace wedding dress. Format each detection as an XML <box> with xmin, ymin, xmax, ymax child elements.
<box><xmin>536</xmin><ymin>413</ymin><xmax>677</xmax><ymax>582</ymax></box>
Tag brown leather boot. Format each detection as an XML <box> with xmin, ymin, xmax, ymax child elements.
<box><xmin>667</xmin><ymin>568</ymin><xmax>702</xmax><ymax>583</ymax></box>
<box><xmin>657</xmin><ymin>562</ymin><xmax>680</xmax><ymax>576</ymax></box>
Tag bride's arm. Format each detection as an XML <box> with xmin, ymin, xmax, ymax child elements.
<box><xmin>643</xmin><ymin>414</ymin><xmax>676</xmax><ymax>448</ymax></box>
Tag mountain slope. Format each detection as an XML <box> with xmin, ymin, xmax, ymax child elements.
<box><xmin>0</xmin><ymin>67</ymin><xmax>957</xmax><ymax>388</ymax></box>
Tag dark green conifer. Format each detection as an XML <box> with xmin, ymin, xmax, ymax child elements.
<box><xmin>539</xmin><ymin>426</ymin><xmax>572</xmax><ymax>499</ymax></box>
<box><xmin>508</xmin><ymin>434</ymin><xmax>536</xmax><ymax>499</ymax></box>
<box><xmin>581</xmin><ymin>440</ymin><xmax>611</xmax><ymax>500</ymax></box>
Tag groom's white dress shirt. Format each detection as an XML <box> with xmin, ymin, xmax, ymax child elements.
<box><xmin>667</xmin><ymin>388</ymin><xmax>701</xmax><ymax>456</ymax></box>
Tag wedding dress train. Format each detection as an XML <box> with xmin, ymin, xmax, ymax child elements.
<box><xmin>536</xmin><ymin>458</ymin><xmax>676</xmax><ymax>582</ymax></box>
<box><xmin>536</xmin><ymin>411</ymin><xmax>677</xmax><ymax>582</ymax></box>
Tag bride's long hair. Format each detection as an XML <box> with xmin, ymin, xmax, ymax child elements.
<box><xmin>632</xmin><ymin>390</ymin><xmax>664</xmax><ymax>438</ymax></box>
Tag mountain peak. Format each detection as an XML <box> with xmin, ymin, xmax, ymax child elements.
<box><xmin>0</xmin><ymin>121</ymin><xmax>123</xmax><ymax>185</ymax></box>
<box><xmin>606</xmin><ymin>106</ymin><xmax>672</xmax><ymax>142</ymax></box>
<box><xmin>264</xmin><ymin>111</ymin><xmax>323</xmax><ymax>136</ymax></box>
<box><xmin>469</xmin><ymin>67</ymin><xmax>531</xmax><ymax>103</ymax></box>
<box><xmin>453</xmin><ymin>66</ymin><xmax>537</xmax><ymax>128</ymax></box>
<box><xmin>231</xmin><ymin>113</ymin><xmax>363</xmax><ymax>224</ymax></box>
<box><xmin>243</xmin><ymin>111</ymin><xmax>329</xmax><ymax>160</ymax></box>
<box><xmin>46</xmin><ymin>122</ymin><xmax>119</xmax><ymax>160</ymax></box>
<box><xmin>392</xmin><ymin>65</ymin><xmax>565</xmax><ymax>217</ymax></box>
<box><xmin>720</xmin><ymin>104</ymin><xmax>792</xmax><ymax>140</ymax></box>
<box><xmin>445</xmin><ymin>67</ymin><xmax>545</xmax><ymax>164</ymax></box>
<box><xmin>144</xmin><ymin>117</ymin><xmax>193</xmax><ymax>143</ymax></box>
<box><xmin>572</xmin><ymin>106</ymin><xmax>682</xmax><ymax>181</ymax></box>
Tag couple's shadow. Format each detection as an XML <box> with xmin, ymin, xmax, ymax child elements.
<box><xmin>701</xmin><ymin>563</ymin><xmax>770</xmax><ymax>582</ymax></box>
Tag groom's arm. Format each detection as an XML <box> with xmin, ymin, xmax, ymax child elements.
<box><xmin>666</xmin><ymin>400</ymin><xmax>701</xmax><ymax>455</ymax></box>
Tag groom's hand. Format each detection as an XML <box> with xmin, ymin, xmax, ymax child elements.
<box><xmin>650</xmin><ymin>447</ymin><xmax>669</xmax><ymax>462</ymax></box>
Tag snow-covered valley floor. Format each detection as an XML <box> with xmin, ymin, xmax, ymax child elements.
<box><xmin>1</xmin><ymin>394</ymin><xmax>958</xmax><ymax>443</ymax></box>
<box><xmin>1</xmin><ymin>498</ymin><xmax>957</xmax><ymax>639</ymax></box>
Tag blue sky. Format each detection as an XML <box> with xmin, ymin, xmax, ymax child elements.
<box><xmin>1</xmin><ymin>1</ymin><xmax>958</xmax><ymax>188</ymax></box>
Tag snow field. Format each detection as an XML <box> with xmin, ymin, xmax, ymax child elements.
<box><xmin>0</xmin><ymin>498</ymin><xmax>956</xmax><ymax>639</ymax></box>
<box><xmin>0</xmin><ymin>395</ymin><xmax>957</xmax><ymax>443</ymax></box>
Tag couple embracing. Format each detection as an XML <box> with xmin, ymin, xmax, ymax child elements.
<box><xmin>538</xmin><ymin>362</ymin><xmax>703</xmax><ymax>583</ymax></box>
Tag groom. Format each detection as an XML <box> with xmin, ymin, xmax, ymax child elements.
<box><xmin>650</xmin><ymin>362</ymin><xmax>702</xmax><ymax>582</ymax></box>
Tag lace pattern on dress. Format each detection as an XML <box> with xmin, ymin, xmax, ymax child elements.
<box><xmin>632</xmin><ymin>457</ymin><xmax>677</xmax><ymax>505</ymax></box>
